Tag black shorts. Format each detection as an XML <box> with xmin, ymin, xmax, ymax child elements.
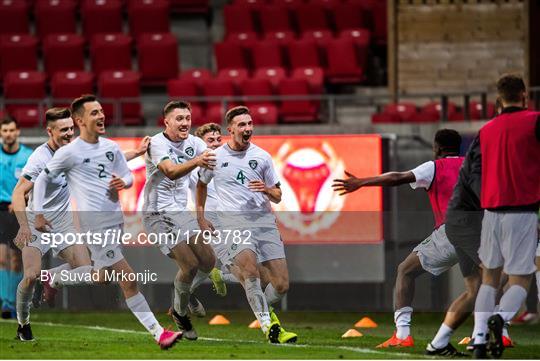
<box><xmin>0</xmin><ymin>202</ymin><xmax>19</xmax><ymax>248</ymax></box>
<box><xmin>445</xmin><ymin>210</ymin><xmax>483</xmax><ymax>278</ymax></box>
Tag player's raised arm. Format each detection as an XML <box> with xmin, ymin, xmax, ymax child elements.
<box><xmin>123</xmin><ymin>136</ymin><xmax>150</xmax><ymax>161</ymax></box>
<box><xmin>158</xmin><ymin>150</ymin><xmax>215</xmax><ymax>180</ymax></box>
<box><xmin>332</xmin><ymin>170</ymin><xmax>416</xmax><ymax>195</ymax></box>
<box><xmin>11</xmin><ymin>177</ymin><xmax>34</xmax><ymax>249</ymax></box>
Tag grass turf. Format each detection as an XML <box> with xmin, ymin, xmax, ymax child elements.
<box><xmin>1</xmin><ymin>311</ymin><xmax>539</xmax><ymax>359</ymax></box>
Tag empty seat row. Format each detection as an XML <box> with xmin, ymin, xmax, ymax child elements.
<box><xmin>167</xmin><ymin>71</ymin><xmax>321</xmax><ymax>124</ymax></box>
<box><xmin>224</xmin><ymin>0</ymin><xmax>386</xmax><ymax>45</ymax></box>
<box><xmin>215</xmin><ymin>36</ymin><xmax>366</xmax><ymax>85</ymax></box>
<box><xmin>0</xmin><ymin>0</ymin><xmax>170</xmax><ymax>39</ymax></box>
<box><xmin>0</xmin><ymin>32</ymin><xmax>179</xmax><ymax>84</ymax></box>
<box><xmin>2</xmin><ymin>70</ymin><xmax>142</xmax><ymax>127</ymax></box>
<box><xmin>371</xmin><ymin>102</ymin><xmax>498</xmax><ymax>123</ymax></box>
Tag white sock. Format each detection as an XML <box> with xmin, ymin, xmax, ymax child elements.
<box><xmin>16</xmin><ymin>280</ymin><xmax>34</xmax><ymax>326</ymax></box>
<box><xmin>431</xmin><ymin>323</ymin><xmax>454</xmax><ymax>349</ymax></box>
<box><xmin>174</xmin><ymin>279</ymin><xmax>191</xmax><ymax>316</ymax></box>
<box><xmin>264</xmin><ymin>284</ymin><xmax>284</xmax><ymax>306</ymax></box>
<box><xmin>51</xmin><ymin>265</ymin><xmax>94</xmax><ymax>288</ymax></box>
<box><xmin>473</xmin><ymin>284</ymin><xmax>496</xmax><ymax>345</ymax></box>
<box><xmin>536</xmin><ymin>271</ymin><xmax>540</xmax><ymax>304</ymax></box>
<box><xmin>244</xmin><ymin>277</ymin><xmax>272</xmax><ymax>333</ymax></box>
<box><xmin>222</xmin><ymin>273</ymin><xmax>239</xmax><ymax>283</ymax></box>
<box><xmin>496</xmin><ymin>285</ymin><xmax>528</xmax><ymax>322</ymax></box>
<box><xmin>189</xmin><ymin>270</ymin><xmax>210</xmax><ymax>293</ymax></box>
<box><xmin>502</xmin><ymin>323</ymin><xmax>510</xmax><ymax>338</ymax></box>
<box><xmin>47</xmin><ymin>263</ymin><xmax>71</xmax><ymax>277</ymax></box>
<box><xmin>394</xmin><ymin>306</ymin><xmax>413</xmax><ymax>339</ymax></box>
<box><xmin>125</xmin><ymin>292</ymin><xmax>163</xmax><ymax>342</ymax></box>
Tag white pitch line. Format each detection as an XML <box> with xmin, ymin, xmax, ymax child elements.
<box><xmin>1</xmin><ymin>319</ymin><xmax>416</xmax><ymax>358</ymax></box>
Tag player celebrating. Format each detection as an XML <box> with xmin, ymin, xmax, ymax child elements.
<box><xmin>33</xmin><ymin>95</ymin><xmax>181</xmax><ymax>349</ymax></box>
<box><xmin>0</xmin><ymin>117</ymin><xmax>32</xmax><ymax>319</ymax></box>
<box><xmin>333</xmin><ymin>129</ymin><xmax>463</xmax><ymax>351</ymax></box>
<box><xmin>471</xmin><ymin>75</ymin><xmax>539</xmax><ymax>358</ymax></box>
<box><xmin>142</xmin><ymin>100</ymin><xmax>223</xmax><ymax>340</ymax></box>
<box><xmin>196</xmin><ymin>106</ymin><xmax>297</xmax><ymax>344</ymax></box>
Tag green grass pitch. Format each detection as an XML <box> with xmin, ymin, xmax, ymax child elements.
<box><xmin>1</xmin><ymin>311</ymin><xmax>539</xmax><ymax>359</ymax></box>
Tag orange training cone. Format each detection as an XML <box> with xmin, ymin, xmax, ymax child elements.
<box><xmin>354</xmin><ymin>317</ymin><xmax>378</xmax><ymax>328</ymax></box>
<box><xmin>458</xmin><ymin>337</ymin><xmax>471</xmax><ymax>345</ymax></box>
<box><xmin>342</xmin><ymin>329</ymin><xmax>363</xmax><ymax>338</ymax></box>
<box><xmin>248</xmin><ymin>319</ymin><xmax>261</xmax><ymax>329</ymax></box>
<box><xmin>209</xmin><ymin>314</ymin><xmax>230</xmax><ymax>325</ymax></box>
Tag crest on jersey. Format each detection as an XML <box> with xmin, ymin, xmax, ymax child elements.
<box><xmin>31</xmin><ymin>235</ymin><xmax>37</xmax><ymax>243</ymax></box>
<box><xmin>106</xmin><ymin>250</ymin><xmax>115</xmax><ymax>259</ymax></box>
<box><xmin>106</xmin><ymin>151</ymin><xmax>114</xmax><ymax>162</ymax></box>
<box><xmin>185</xmin><ymin>147</ymin><xmax>194</xmax><ymax>157</ymax></box>
<box><xmin>249</xmin><ymin>160</ymin><xmax>258</xmax><ymax>169</ymax></box>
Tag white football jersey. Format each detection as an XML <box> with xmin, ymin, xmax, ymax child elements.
<box><xmin>189</xmin><ymin>169</ymin><xmax>219</xmax><ymax>211</ymax></box>
<box><xmin>41</xmin><ymin>137</ymin><xmax>131</xmax><ymax>231</ymax></box>
<box><xmin>143</xmin><ymin>133</ymin><xmax>207</xmax><ymax>212</ymax></box>
<box><xmin>21</xmin><ymin>143</ymin><xmax>70</xmax><ymax>223</ymax></box>
<box><xmin>199</xmin><ymin>142</ymin><xmax>280</xmax><ymax>227</ymax></box>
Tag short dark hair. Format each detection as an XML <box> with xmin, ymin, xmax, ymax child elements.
<box><xmin>46</xmin><ymin>107</ymin><xmax>71</xmax><ymax>126</ymax></box>
<box><xmin>163</xmin><ymin>100</ymin><xmax>191</xmax><ymax>117</ymax></box>
<box><xmin>1</xmin><ymin>115</ymin><xmax>17</xmax><ymax>129</ymax></box>
<box><xmin>434</xmin><ymin>129</ymin><xmax>462</xmax><ymax>154</ymax></box>
<box><xmin>496</xmin><ymin>74</ymin><xmax>526</xmax><ymax>104</ymax></box>
<box><xmin>195</xmin><ymin>123</ymin><xmax>222</xmax><ymax>138</ymax></box>
<box><xmin>71</xmin><ymin>94</ymin><xmax>97</xmax><ymax>118</ymax></box>
<box><xmin>225</xmin><ymin>106</ymin><xmax>250</xmax><ymax>125</ymax></box>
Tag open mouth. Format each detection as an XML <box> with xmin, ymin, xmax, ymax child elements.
<box><xmin>242</xmin><ymin>133</ymin><xmax>252</xmax><ymax>141</ymax></box>
<box><xmin>96</xmin><ymin>120</ymin><xmax>105</xmax><ymax>128</ymax></box>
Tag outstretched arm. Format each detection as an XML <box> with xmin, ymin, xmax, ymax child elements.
<box><xmin>332</xmin><ymin>170</ymin><xmax>415</xmax><ymax>195</ymax></box>
<box><xmin>123</xmin><ymin>136</ymin><xmax>150</xmax><ymax>161</ymax></box>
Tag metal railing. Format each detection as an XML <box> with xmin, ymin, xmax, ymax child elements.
<box><xmin>2</xmin><ymin>87</ymin><xmax>539</xmax><ymax>127</ymax></box>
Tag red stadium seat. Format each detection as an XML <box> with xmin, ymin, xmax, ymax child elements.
<box><xmin>371</xmin><ymin>112</ymin><xmax>401</xmax><ymax>124</ymax></box>
<box><xmin>250</xmin><ymin>104</ymin><xmax>278</xmax><ymax>125</ymax></box>
<box><xmin>251</xmin><ymin>41</ymin><xmax>284</xmax><ymax>69</ymax></box>
<box><xmin>128</xmin><ymin>0</ymin><xmax>170</xmax><ymax>38</ymax></box>
<box><xmin>287</xmin><ymin>39</ymin><xmax>321</xmax><ymax>69</ymax></box>
<box><xmin>339</xmin><ymin>29</ymin><xmax>370</xmax><ymax>69</ymax></box>
<box><xmin>294</xmin><ymin>3</ymin><xmax>329</xmax><ymax>33</ymax></box>
<box><xmin>137</xmin><ymin>33</ymin><xmax>179</xmax><ymax>85</ymax></box>
<box><xmin>223</xmin><ymin>4</ymin><xmax>255</xmax><ymax>38</ymax></box>
<box><xmin>166</xmin><ymin>78</ymin><xmax>205</xmax><ymax>124</ymax></box>
<box><xmin>11</xmin><ymin>107</ymin><xmax>42</xmax><ymax>128</ymax></box>
<box><xmin>311</xmin><ymin>0</ymin><xmax>340</xmax><ymax>10</ymax></box>
<box><xmin>214</xmin><ymin>41</ymin><xmax>249</xmax><ymax>71</ymax></box>
<box><xmin>470</xmin><ymin>101</ymin><xmax>496</xmax><ymax>120</ymax></box>
<box><xmin>258</xmin><ymin>5</ymin><xmax>292</xmax><ymax>34</ymax></box>
<box><xmin>240</xmin><ymin>78</ymin><xmax>274</xmax><ymax>107</ymax></box>
<box><xmin>178</xmin><ymin>68</ymin><xmax>212</xmax><ymax>87</ymax></box>
<box><xmin>202</xmin><ymin>78</ymin><xmax>236</xmax><ymax>123</ymax></box>
<box><xmin>3</xmin><ymin>71</ymin><xmax>47</xmax><ymax>122</ymax></box>
<box><xmin>81</xmin><ymin>0</ymin><xmax>123</xmax><ymax>39</ymax></box>
<box><xmin>0</xmin><ymin>1</ymin><xmax>29</xmax><ymax>35</ymax></box>
<box><xmin>334</xmin><ymin>2</ymin><xmax>367</xmax><ymax>32</ymax></box>
<box><xmin>371</xmin><ymin>0</ymin><xmax>387</xmax><ymax>45</ymax></box>
<box><xmin>51</xmin><ymin>71</ymin><xmax>95</xmax><ymax>107</ymax></box>
<box><xmin>43</xmin><ymin>34</ymin><xmax>85</xmax><ymax>77</ymax></box>
<box><xmin>325</xmin><ymin>38</ymin><xmax>364</xmax><ymax>84</ymax></box>
<box><xmin>225</xmin><ymin>31</ymin><xmax>259</xmax><ymax>47</ymax></box>
<box><xmin>232</xmin><ymin>0</ymin><xmax>266</xmax><ymax>9</ymax></box>
<box><xmin>170</xmin><ymin>0</ymin><xmax>209</xmax><ymax>14</ymax></box>
<box><xmin>420</xmin><ymin>101</ymin><xmax>460</xmax><ymax>122</ymax></box>
<box><xmin>271</xmin><ymin>0</ymin><xmax>302</xmax><ymax>9</ymax></box>
<box><xmin>91</xmin><ymin>33</ymin><xmax>133</xmax><ymax>75</ymax></box>
<box><xmin>253</xmin><ymin>67</ymin><xmax>286</xmax><ymax>89</ymax></box>
<box><xmin>381</xmin><ymin>103</ymin><xmax>418</xmax><ymax>122</ymax></box>
<box><xmin>278</xmin><ymin>78</ymin><xmax>318</xmax><ymax>123</ymax></box>
<box><xmin>216</xmin><ymin>68</ymin><xmax>249</xmax><ymax>89</ymax></box>
<box><xmin>263</xmin><ymin>31</ymin><xmax>295</xmax><ymax>44</ymax></box>
<box><xmin>0</xmin><ymin>35</ymin><xmax>38</xmax><ymax>79</ymax></box>
<box><xmin>301</xmin><ymin>29</ymin><xmax>333</xmax><ymax>48</ymax></box>
<box><xmin>291</xmin><ymin>67</ymin><xmax>324</xmax><ymax>94</ymax></box>
<box><xmin>98</xmin><ymin>70</ymin><xmax>142</xmax><ymax>125</ymax></box>
<box><xmin>35</xmin><ymin>0</ymin><xmax>77</xmax><ymax>38</ymax></box>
